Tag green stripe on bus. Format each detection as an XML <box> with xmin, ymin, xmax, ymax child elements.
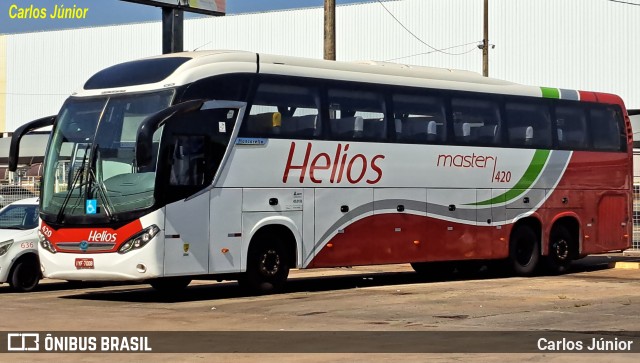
<box><xmin>541</xmin><ymin>87</ymin><xmax>560</xmax><ymax>99</ymax></box>
<box><xmin>472</xmin><ymin>149</ymin><xmax>551</xmax><ymax>206</ymax></box>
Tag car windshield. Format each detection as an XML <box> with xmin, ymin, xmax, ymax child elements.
<box><xmin>0</xmin><ymin>204</ymin><xmax>39</xmax><ymax>230</ymax></box>
<box><xmin>41</xmin><ymin>90</ymin><xmax>173</xmax><ymax>223</ymax></box>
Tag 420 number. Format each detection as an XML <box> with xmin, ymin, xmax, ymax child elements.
<box><xmin>493</xmin><ymin>171</ymin><xmax>512</xmax><ymax>183</ymax></box>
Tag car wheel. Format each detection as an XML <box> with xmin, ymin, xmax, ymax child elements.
<box><xmin>9</xmin><ymin>257</ymin><xmax>40</xmax><ymax>292</ymax></box>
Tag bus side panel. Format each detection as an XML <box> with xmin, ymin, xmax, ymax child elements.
<box><xmin>164</xmin><ymin>192</ymin><xmax>210</xmax><ymax>276</ymax></box>
<box><xmin>210</xmin><ymin>188</ymin><xmax>243</xmax><ymax>274</ymax></box>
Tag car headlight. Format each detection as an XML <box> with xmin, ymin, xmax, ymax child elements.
<box><xmin>0</xmin><ymin>239</ymin><xmax>14</xmax><ymax>257</ymax></box>
<box><xmin>38</xmin><ymin>230</ymin><xmax>56</xmax><ymax>254</ymax></box>
<box><xmin>118</xmin><ymin>225</ymin><xmax>160</xmax><ymax>254</ymax></box>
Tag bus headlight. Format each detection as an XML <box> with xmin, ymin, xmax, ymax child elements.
<box><xmin>118</xmin><ymin>225</ymin><xmax>160</xmax><ymax>254</ymax></box>
<box><xmin>38</xmin><ymin>232</ymin><xmax>56</xmax><ymax>254</ymax></box>
<box><xmin>0</xmin><ymin>240</ymin><xmax>14</xmax><ymax>256</ymax></box>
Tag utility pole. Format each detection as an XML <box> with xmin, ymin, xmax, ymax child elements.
<box><xmin>324</xmin><ymin>0</ymin><xmax>336</xmax><ymax>60</ymax></box>
<box><xmin>482</xmin><ymin>0</ymin><xmax>489</xmax><ymax>76</ymax></box>
<box><xmin>162</xmin><ymin>8</ymin><xmax>183</xmax><ymax>54</ymax></box>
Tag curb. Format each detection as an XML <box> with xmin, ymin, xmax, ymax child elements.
<box><xmin>609</xmin><ymin>261</ymin><xmax>640</xmax><ymax>269</ymax></box>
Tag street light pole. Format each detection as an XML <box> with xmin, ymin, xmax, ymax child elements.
<box><xmin>482</xmin><ymin>0</ymin><xmax>489</xmax><ymax>77</ymax></box>
<box><xmin>324</xmin><ymin>0</ymin><xmax>336</xmax><ymax>60</ymax></box>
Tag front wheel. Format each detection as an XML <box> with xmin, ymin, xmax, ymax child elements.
<box><xmin>508</xmin><ymin>225</ymin><xmax>540</xmax><ymax>276</ymax></box>
<box><xmin>9</xmin><ymin>257</ymin><xmax>41</xmax><ymax>292</ymax></box>
<box><xmin>239</xmin><ymin>240</ymin><xmax>290</xmax><ymax>294</ymax></box>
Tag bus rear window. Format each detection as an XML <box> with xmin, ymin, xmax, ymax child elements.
<box><xmin>590</xmin><ymin>106</ymin><xmax>625</xmax><ymax>152</ymax></box>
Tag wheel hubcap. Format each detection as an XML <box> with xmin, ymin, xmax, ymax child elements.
<box><xmin>259</xmin><ymin>249</ymin><xmax>280</xmax><ymax>277</ymax></box>
<box><xmin>553</xmin><ymin>239</ymin><xmax>570</xmax><ymax>260</ymax></box>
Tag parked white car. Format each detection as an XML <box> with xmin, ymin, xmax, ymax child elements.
<box><xmin>0</xmin><ymin>197</ymin><xmax>40</xmax><ymax>292</ymax></box>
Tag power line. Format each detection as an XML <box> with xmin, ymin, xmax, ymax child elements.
<box><xmin>384</xmin><ymin>41</ymin><xmax>480</xmax><ymax>62</ymax></box>
<box><xmin>606</xmin><ymin>0</ymin><xmax>640</xmax><ymax>5</ymax></box>
<box><xmin>375</xmin><ymin>0</ymin><xmax>475</xmax><ymax>56</ymax></box>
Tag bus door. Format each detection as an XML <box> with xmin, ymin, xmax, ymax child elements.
<box><xmin>153</xmin><ymin>101</ymin><xmax>245</xmax><ymax>276</ymax></box>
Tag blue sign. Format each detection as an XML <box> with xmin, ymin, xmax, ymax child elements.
<box><xmin>86</xmin><ymin>199</ymin><xmax>97</xmax><ymax>214</ymax></box>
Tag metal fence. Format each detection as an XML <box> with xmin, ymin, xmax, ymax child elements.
<box><xmin>633</xmin><ymin>185</ymin><xmax>640</xmax><ymax>250</ymax></box>
<box><xmin>0</xmin><ymin>177</ymin><xmax>40</xmax><ymax>208</ymax></box>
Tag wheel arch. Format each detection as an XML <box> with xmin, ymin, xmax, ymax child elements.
<box><xmin>7</xmin><ymin>250</ymin><xmax>41</xmax><ymax>278</ymax></box>
<box><xmin>244</xmin><ymin>216</ymin><xmax>301</xmax><ymax>271</ymax></box>
<box><xmin>546</xmin><ymin>214</ymin><xmax>581</xmax><ymax>257</ymax></box>
<box><xmin>510</xmin><ymin>215</ymin><xmax>543</xmax><ymax>247</ymax></box>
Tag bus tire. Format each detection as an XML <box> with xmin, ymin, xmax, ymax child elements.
<box><xmin>239</xmin><ymin>238</ymin><xmax>290</xmax><ymax>294</ymax></box>
<box><xmin>149</xmin><ymin>277</ymin><xmax>191</xmax><ymax>292</ymax></box>
<box><xmin>9</xmin><ymin>256</ymin><xmax>40</xmax><ymax>292</ymax></box>
<box><xmin>544</xmin><ymin>225</ymin><xmax>573</xmax><ymax>275</ymax></box>
<box><xmin>508</xmin><ymin>225</ymin><xmax>540</xmax><ymax>276</ymax></box>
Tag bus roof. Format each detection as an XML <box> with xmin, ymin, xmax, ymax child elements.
<box><xmin>73</xmin><ymin>50</ymin><xmax>616</xmax><ymax>105</ymax></box>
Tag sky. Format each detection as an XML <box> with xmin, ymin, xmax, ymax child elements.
<box><xmin>0</xmin><ymin>0</ymin><xmax>372</xmax><ymax>34</ymax></box>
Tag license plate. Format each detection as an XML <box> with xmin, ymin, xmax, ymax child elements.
<box><xmin>75</xmin><ymin>258</ymin><xmax>94</xmax><ymax>269</ymax></box>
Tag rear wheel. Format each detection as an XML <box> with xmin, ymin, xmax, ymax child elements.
<box><xmin>9</xmin><ymin>256</ymin><xmax>40</xmax><ymax>292</ymax></box>
<box><xmin>239</xmin><ymin>239</ymin><xmax>290</xmax><ymax>294</ymax></box>
<box><xmin>544</xmin><ymin>225</ymin><xmax>574</xmax><ymax>274</ymax></box>
<box><xmin>508</xmin><ymin>225</ymin><xmax>540</xmax><ymax>276</ymax></box>
<box><xmin>149</xmin><ymin>277</ymin><xmax>191</xmax><ymax>292</ymax></box>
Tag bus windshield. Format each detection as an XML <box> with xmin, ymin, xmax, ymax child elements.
<box><xmin>41</xmin><ymin>90</ymin><xmax>174</xmax><ymax>222</ymax></box>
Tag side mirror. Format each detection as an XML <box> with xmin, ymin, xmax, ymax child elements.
<box><xmin>135</xmin><ymin>99</ymin><xmax>205</xmax><ymax>169</ymax></box>
<box><xmin>9</xmin><ymin>115</ymin><xmax>56</xmax><ymax>172</ymax></box>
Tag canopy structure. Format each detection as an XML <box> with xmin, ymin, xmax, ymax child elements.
<box><xmin>0</xmin><ymin>133</ymin><xmax>50</xmax><ymax>166</ymax></box>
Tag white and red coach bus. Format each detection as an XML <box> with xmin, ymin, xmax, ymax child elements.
<box><xmin>9</xmin><ymin>51</ymin><xmax>632</xmax><ymax>292</ymax></box>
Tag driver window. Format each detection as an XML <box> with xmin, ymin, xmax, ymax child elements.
<box><xmin>169</xmin><ymin>135</ymin><xmax>206</xmax><ymax>186</ymax></box>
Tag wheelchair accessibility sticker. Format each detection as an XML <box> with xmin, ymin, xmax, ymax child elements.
<box><xmin>86</xmin><ymin>199</ymin><xmax>97</xmax><ymax>214</ymax></box>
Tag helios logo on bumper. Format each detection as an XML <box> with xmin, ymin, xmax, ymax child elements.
<box><xmin>88</xmin><ymin>231</ymin><xmax>117</xmax><ymax>243</ymax></box>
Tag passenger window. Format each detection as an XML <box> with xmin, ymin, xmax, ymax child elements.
<box><xmin>451</xmin><ymin>98</ymin><xmax>501</xmax><ymax>145</ymax></box>
<box><xmin>555</xmin><ymin>105</ymin><xmax>587</xmax><ymax>149</ymax></box>
<box><xmin>393</xmin><ymin>94</ymin><xmax>446</xmax><ymax>143</ymax></box>
<box><xmin>244</xmin><ymin>83</ymin><xmax>320</xmax><ymax>138</ymax></box>
<box><xmin>590</xmin><ymin>106</ymin><xmax>624</xmax><ymax>151</ymax></box>
<box><xmin>328</xmin><ymin>89</ymin><xmax>386</xmax><ymax>141</ymax></box>
<box><xmin>505</xmin><ymin>102</ymin><xmax>552</xmax><ymax>148</ymax></box>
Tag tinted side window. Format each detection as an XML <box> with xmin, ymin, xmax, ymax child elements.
<box><xmin>555</xmin><ymin>105</ymin><xmax>587</xmax><ymax>149</ymax></box>
<box><xmin>393</xmin><ymin>94</ymin><xmax>446</xmax><ymax>143</ymax></box>
<box><xmin>505</xmin><ymin>102</ymin><xmax>552</xmax><ymax>148</ymax></box>
<box><xmin>328</xmin><ymin>89</ymin><xmax>386</xmax><ymax>141</ymax></box>
<box><xmin>452</xmin><ymin>98</ymin><xmax>501</xmax><ymax>146</ymax></box>
<box><xmin>590</xmin><ymin>106</ymin><xmax>624</xmax><ymax>151</ymax></box>
<box><xmin>244</xmin><ymin>83</ymin><xmax>320</xmax><ymax>138</ymax></box>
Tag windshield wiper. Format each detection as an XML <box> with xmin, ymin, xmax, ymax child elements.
<box><xmin>87</xmin><ymin>144</ymin><xmax>115</xmax><ymax>221</ymax></box>
<box><xmin>56</xmin><ymin>144</ymin><xmax>90</xmax><ymax>223</ymax></box>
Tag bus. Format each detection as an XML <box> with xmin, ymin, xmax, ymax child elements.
<box><xmin>9</xmin><ymin>50</ymin><xmax>632</xmax><ymax>292</ymax></box>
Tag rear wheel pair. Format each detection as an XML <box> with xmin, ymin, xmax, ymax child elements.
<box><xmin>508</xmin><ymin>224</ymin><xmax>574</xmax><ymax>276</ymax></box>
